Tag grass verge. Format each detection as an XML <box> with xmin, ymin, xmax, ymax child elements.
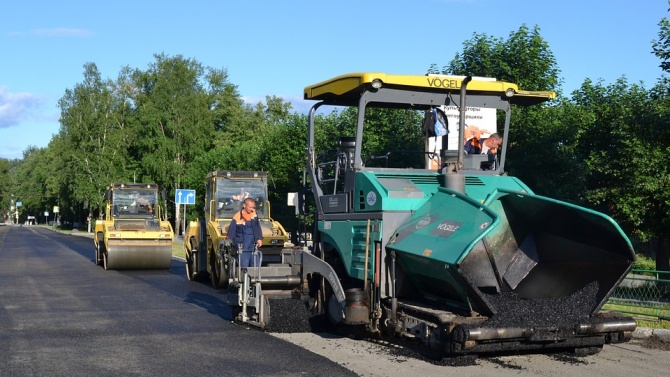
<box><xmin>172</xmin><ymin>239</ymin><xmax>184</xmax><ymax>259</ymax></box>
<box><xmin>602</xmin><ymin>303</ymin><xmax>670</xmax><ymax>329</ymax></box>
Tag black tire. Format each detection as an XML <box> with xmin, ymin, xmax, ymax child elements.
<box><xmin>185</xmin><ymin>250</ymin><xmax>196</xmax><ymax>281</ymax></box>
<box><xmin>186</xmin><ymin>237</ymin><xmax>209</xmax><ymax>282</ymax></box>
<box><xmin>103</xmin><ymin>249</ymin><xmax>110</xmax><ymax>270</ymax></box>
<box><xmin>210</xmin><ymin>248</ymin><xmax>228</xmax><ymax>289</ymax></box>
<box><xmin>185</xmin><ymin>238</ymin><xmax>197</xmax><ymax>281</ymax></box>
<box><xmin>95</xmin><ymin>243</ymin><xmax>103</xmax><ymax>266</ymax></box>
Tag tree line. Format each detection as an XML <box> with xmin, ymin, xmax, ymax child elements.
<box><xmin>2</xmin><ymin>16</ymin><xmax>670</xmax><ymax>270</ymax></box>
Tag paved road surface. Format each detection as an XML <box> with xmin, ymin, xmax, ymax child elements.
<box><xmin>0</xmin><ymin>225</ymin><xmax>355</xmax><ymax>377</ymax></box>
<box><xmin>1</xmin><ymin>225</ymin><xmax>668</xmax><ymax>377</ymax></box>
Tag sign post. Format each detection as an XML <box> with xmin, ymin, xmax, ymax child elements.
<box><xmin>16</xmin><ymin>201</ymin><xmax>22</xmax><ymax>224</ymax></box>
<box><xmin>175</xmin><ymin>189</ymin><xmax>196</xmax><ymax>236</ymax></box>
<box><xmin>53</xmin><ymin>206</ymin><xmax>60</xmax><ymax>226</ymax></box>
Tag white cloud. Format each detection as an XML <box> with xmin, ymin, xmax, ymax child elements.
<box><xmin>0</xmin><ymin>86</ymin><xmax>46</xmax><ymax>129</ymax></box>
<box><xmin>32</xmin><ymin>28</ymin><xmax>95</xmax><ymax>37</ymax></box>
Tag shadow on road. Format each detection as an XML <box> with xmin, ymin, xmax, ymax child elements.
<box><xmin>50</xmin><ymin>228</ymin><xmax>237</xmax><ymax>322</ymax></box>
<box><xmin>184</xmin><ymin>290</ymin><xmax>235</xmax><ymax>321</ymax></box>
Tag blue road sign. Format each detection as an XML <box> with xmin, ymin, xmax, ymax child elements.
<box><xmin>175</xmin><ymin>189</ymin><xmax>196</xmax><ymax>205</ymax></box>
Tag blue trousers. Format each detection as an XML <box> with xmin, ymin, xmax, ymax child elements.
<box><xmin>239</xmin><ymin>251</ymin><xmax>258</xmax><ymax>268</ymax></box>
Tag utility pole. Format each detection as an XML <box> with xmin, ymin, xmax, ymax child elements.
<box><xmin>15</xmin><ymin>199</ymin><xmax>21</xmax><ymax>224</ymax></box>
<box><xmin>10</xmin><ymin>194</ymin><xmax>15</xmax><ymax>225</ymax></box>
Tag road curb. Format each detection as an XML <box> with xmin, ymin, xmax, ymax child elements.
<box><xmin>633</xmin><ymin>327</ymin><xmax>670</xmax><ymax>342</ymax></box>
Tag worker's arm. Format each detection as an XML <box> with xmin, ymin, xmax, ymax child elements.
<box><xmin>228</xmin><ymin>221</ymin><xmax>238</xmax><ymax>245</ymax></box>
<box><xmin>253</xmin><ymin>219</ymin><xmax>262</xmax><ymax>248</ymax></box>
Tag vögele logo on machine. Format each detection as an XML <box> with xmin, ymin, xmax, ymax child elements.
<box><xmin>427</xmin><ymin>77</ymin><xmax>460</xmax><ymax>89</ymax></box>
<box><xmin>431</xmin><ymin>219</ymin><xmax>462</xmax><ymax>238</ymax></box>
<box><xmin>416</xmin><ymin>216</ymin><xmax>431</xmax><ymax>229</ymax></box>
<box><xmin>366</xmin><ymin>191</ymin><xmax>377</xmax><ymax>206</ymax></box>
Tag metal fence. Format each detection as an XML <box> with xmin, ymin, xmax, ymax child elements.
<box><xmin>603</xmin><ymin>269</ymin><xmax>670</xmax><ymax>322</ymax></box>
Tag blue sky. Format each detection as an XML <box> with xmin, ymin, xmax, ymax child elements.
<box><xmin>1</xmin><ymin>0</ymin><xmax>668</xmax><ymax>160</ymax></box>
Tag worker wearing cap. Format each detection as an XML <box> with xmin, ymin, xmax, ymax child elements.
<box><xmin>228</xmin><ymin>197</ymin><xmax>263</xmax><ymax>268</ymax></box>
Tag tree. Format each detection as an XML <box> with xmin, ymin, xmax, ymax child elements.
<box><xmin>257</xmin><ymin>110</ymin><xmax>308</xmax><ymax>233</ymax></box>
<box><xmin>652</xmin><ymin>1</ymin><xmax>670</xmax><ymax>73</ymax></box>
<box><xmin>568</xmin><ymin>76</ymin><xmax>670</xmax><ymax>274</ymax></box>
<box><xmin>131</xmin><ymin>54</ymin><xmax>235</xmax><ymax>232</ymax></box>
<box><xmin>445</xmin><ymin>25</ymin><xmax>560</xmax><ymax>92</ymax></box>
<box><xmin>438</xmin><ymin>25</ymin><xmax>566</xmax><ymax>199</ymax></box>
<box><xmin>10</xmin><ymin>147</ymin><xmax>50</xmax><ymax>223</ymax></box>
<box><xmin>0</xmin><ymin>158</ymin><xmax>10</xmax><ymax>221</ymax></box>
<box><xmin>131</xmin><ymin>54</ymin><xmax>211</xmax><ymax>188</ymax></box>
<box><xmin>57</xmin><ymin>62</ymin><xmax>135</xmax><ymax>220</ymax></box>
<box><xmin>207</xmin><ymin>67</ymin><xmax>247</xmax><ymax>145</ymax></box>
<box><xmin>0</xmin><ymin>158</ymin><xmax>20</xmax><ymax>223</ymax></box>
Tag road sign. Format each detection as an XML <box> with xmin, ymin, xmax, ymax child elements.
<box><xmin>175</xmin><ymin>189</ymin><xmax>196</xmax><ymax>205</ymax></box>
<box><xmin>53</xmin><ymin>206</ymin><xmax>60</xmax><ymax>213</ymax></box>
<box><xmin>16</xmin><ymin>201</ymin><xmax>22</xmax><ymax>207</ymax></box>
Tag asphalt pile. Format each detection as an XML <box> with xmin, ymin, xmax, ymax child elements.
<box><xmin>266</xmin><ymin>296</ymin><xmax>327</xmax><ymax>333</ymax></box>
<box><xmin>482</xmin><ymin>281</ymin><xmax>599</xmax><ymax>328</ymax></box>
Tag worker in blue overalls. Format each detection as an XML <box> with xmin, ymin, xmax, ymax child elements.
<box><xmin>228</xmin><ymin>197</ymin><xmax>263</xmax><ymax>269</ymax></box>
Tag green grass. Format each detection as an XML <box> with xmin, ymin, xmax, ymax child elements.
<box><xmin>172</xmin><ymin>239</ymin><xmax>184</xmax><ymax>259</ymax></box>
<box><xmin>602</xmin><ymin>303</ymin><xmax>670</xmax><ymax>329</ymax></box>
<box><xmin>635</xmin><ymin>319</ymin><xmax>670</xmax><ymax>329</ymax></box>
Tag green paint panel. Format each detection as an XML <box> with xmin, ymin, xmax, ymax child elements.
<box><xmin>386</xmin><ymin>188</ymin><xmax>498</xmax><ymax>265</ymax></box>
<box><xmin>352</xmin><ymin>171</ymin><xmax>533</xmax><ymax>213</ymax></box>
<box><xmin>385</xmin><ymin>187</ymin><xmax>498</xmax><ymax>311</ymax></box>
<box><xmin>319</xmin><ymin>219</ymin><xmax>379</xmax><ymax>280</ymax></box>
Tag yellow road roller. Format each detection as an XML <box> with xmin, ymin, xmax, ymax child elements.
<box><xmin>94</xmin><ymin>183</ymin><xmax>174</xmax><ymax>270</ymax></box>
<box><xmin>183</xmin><ymin>171</ymin><xmax>290</xmax><ymax>286</ymax></box>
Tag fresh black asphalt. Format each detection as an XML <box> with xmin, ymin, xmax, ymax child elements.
<box><xmin>0</xmin><ymin>225</ymin><xmax>357</xmax><ymax>377</ymax></box>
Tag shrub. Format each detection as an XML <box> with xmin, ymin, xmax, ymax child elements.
<box><xmin>633</xmin><ymin>254</ymin><xmax>656</xmax><ymax>272</ymax></box>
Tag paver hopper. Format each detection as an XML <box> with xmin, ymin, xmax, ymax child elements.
<box><xmin>385</xmin><ymin>187</ymin><xmax>636</xmax><ymax>353</ymax></box>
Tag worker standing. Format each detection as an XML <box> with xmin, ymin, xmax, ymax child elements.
<box><xmin>228</xmin><ymin>197</ymin><xmax>263</xmax><ymax>269</ymax></box>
